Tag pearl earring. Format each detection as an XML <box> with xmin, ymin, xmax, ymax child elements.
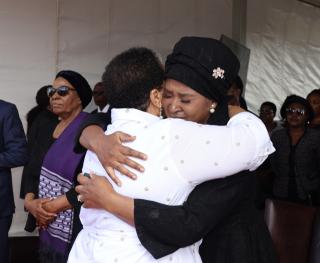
<box><xmin>209</xmin><ymin>104</ymin><xmax>216</xmax><ymax>114</ymax></box>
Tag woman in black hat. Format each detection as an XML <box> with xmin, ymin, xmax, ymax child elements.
<box><xmin>270</xmin><ymin>94</ymin><xmax>320</xmax><ymax>205</ymax></box>
<box><xmin>21</xmin><ymin>70</ymin><xmax>92</xmax><ymax>263</ymax></box>
<box><xmin>71</xmin><ymin>38</ymin><xmax>276</xmax><ymax>263</ymax></box>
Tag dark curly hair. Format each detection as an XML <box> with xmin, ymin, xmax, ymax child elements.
<box><xmin>102</xmin><ymin>47</ymin><xmax>164</xmax><ymax>110</ymax></box>
<box><xmin>280</xmin><ymin>94</ymin><xmax>314</xmax><ymax>122</ymax></box>
<box><xmin>260</xmin><ymin>101</ymin><xmax>277</xmax><ymax>115</ymax></box>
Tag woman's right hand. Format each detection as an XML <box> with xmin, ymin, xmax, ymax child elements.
<box><xmin>24</xmin><ymin>198</ymin><xmax>57</xmax><ymax>228</ymax></box>
<box><xmin>76</xmin><ymin>173</ymin><xmax>114</xmax><ymax>209</ymax></box>
<box><xmin>90</xmin><ymin>130</ymin><xmax>148</xmax><ymax>186</ymax></box>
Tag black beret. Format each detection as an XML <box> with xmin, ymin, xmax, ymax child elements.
<box><xmin>280</xmin><ymin>94</ymin><xmax>314</xmax><ymax>121</ymax></box>
<box><xmin>165</xmin><ymin>37</ymin><xmax>240</xmax><ymax>102</ymax></box>
<box><xmin>55</xmin><ymin>70</ymin><xmax>92</xmax><ymax>108</ymax></box>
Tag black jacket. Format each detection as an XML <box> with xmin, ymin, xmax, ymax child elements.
<box><xmin>0</xmin><ymin>100</ymin><xmax>28</xmax><ymax>217</ymax></box>
<box><xmin>271</xmin><ymin>127</ymin><xmax>320</xmax><ymax>203</ymax></box>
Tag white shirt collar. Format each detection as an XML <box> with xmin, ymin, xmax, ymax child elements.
<box><xmin>111</xmin><ymin>108</ymin><xmax>160</xmax><ymax>125</ymax></box>
<box><xmin>98</xmin><ymin>104</ymin><xmax>110</xmax><ymax>113</ymax></box>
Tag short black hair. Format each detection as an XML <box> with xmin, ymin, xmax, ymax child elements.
<box><xmin>36</xmin><ymin>85</ymin><xmax>51</xmax><ymax>108</ymax></box>
<box><xmin>260</xmin><ymin>101</ymin><xmax>277</xmax><ymax>114</ymax></box>
<box><xmin>102</xmin><ymin>47</ymin><xmax>164</xmax><ymax>110</ymax></box>
<box><xmin>280</xmin><ymin>94</ymin><xmax>314</xmax><ymax>121</ymax></box>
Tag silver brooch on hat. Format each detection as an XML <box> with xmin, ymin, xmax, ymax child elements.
<box><xmin>212</xmin><ymin>67</ymin><xmax>225</xmax><ymax>79</ymax></box>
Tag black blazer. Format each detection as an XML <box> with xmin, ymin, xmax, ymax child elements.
<box><xmin>0</xmin><ymin>100</ymin><xmax>27</xmax><ymax>217</ymax></box>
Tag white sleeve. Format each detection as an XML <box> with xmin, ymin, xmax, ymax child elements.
<box><xmin>168</xmin><ymin>112</ymin><xmax>275</xmax><ymax>185</ymax></box>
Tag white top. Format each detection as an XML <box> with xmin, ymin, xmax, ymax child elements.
<box><xmin>69</xmin><ymin>108</ymin><xmax>275</xmax><ymax>263</ymax></box>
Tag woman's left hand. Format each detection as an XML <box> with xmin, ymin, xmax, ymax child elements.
<box><xmin>42</xmin><ymin>195</ymin><xmax>72</xmax><ymax>215</ymax></box>
<box><xmin>42</xmin><ymin>199</ymin><xmax>58</xmax><ymax>214</ymax></box>
<box><xmin>76</xmin><ymin>173</ymin><xmax>114</xmax><ymax>209</ymax></box>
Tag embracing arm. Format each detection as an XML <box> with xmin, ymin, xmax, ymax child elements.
<box><xmin>169</xmin><ymin>109</ymin><xmax>274</xmax><ymax>185</ymax></box>
<box><xmin>74</xmin><ymin>113</ymin><xmax>109</xmax><ymax>153</ymax></box>
<box><xmin>77</xmin><ymin>174</ymin><xmax>134</xmax><ymax>225</ymax></box>
<box><xmin>75</xmin><ymin>112</ymin><xmax>147</xmax><ymax>184</ymax></box>
<box><xmin>134</xmin><ymin>173</ymin><xmax>251</xmax><ymax>258</ymax></box>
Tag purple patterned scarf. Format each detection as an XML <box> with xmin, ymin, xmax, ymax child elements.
<box><xmin>38</xmin><ymin>112</ymin><xmax>88</xmax><ymax>255</ymax></box>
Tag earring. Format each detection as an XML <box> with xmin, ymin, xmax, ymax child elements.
<box><xmin>159</xmin><ymin>103</ymin><xmax>163</xmax><ymax>119</ymax></box>
<box><xmin>209</xmin><ymin>104</ymin><xmax>216</xmax><ymax>114</ymax></box>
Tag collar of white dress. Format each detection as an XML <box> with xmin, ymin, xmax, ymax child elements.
<box><xmin>111</xmin><ymin>108</ymin><xmax>160</xmax><ymax>126</ymax></box>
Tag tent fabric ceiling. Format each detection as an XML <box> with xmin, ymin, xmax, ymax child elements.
<box><xmin>246</xmin><ymin>0</ymin><xmax>320</xmax><ymax>118</ymax></box>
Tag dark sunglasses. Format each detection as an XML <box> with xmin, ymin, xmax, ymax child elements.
<box><xmin>286</xmin><ymin>107</ymin><xmax>305</xmax><ymax>116</ymax></box>
<box><xmin>47</xmin><ymin>86</ymin><xmax>76</xmax><ymax>97</ymax></box>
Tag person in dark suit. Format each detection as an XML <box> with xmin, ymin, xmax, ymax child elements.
<box><xmin>91</xmin><ymin>82</ymin><xmax>110</xmax><ymax>114</ymax></box>
<box><xmin>0</xmin><ymin>99</ymin><xmax>28</xmax><ymax>263</ymax></box>
<box><xmin>74</xmin><ymin>37</ymin><xmax>276</xmax><ymax>263</ymax></box>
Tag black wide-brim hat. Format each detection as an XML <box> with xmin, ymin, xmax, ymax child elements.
<box><xmin>165</xmin><ymin>36</ymin><xmax>240</xmax><ymax>102</ymax></box>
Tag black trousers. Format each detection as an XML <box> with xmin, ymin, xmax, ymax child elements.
<box><xmin>0</xmin><ymin>215</ymin><xmax>13</xmax><ymax>263</ymax></box>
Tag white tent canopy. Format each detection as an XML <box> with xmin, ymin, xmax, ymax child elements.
<box><xmin>1</xmin><ymin>0</ymin><xmax>319</xmax><ymax>235</ymax></box>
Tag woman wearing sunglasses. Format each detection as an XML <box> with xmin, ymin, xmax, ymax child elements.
<box><xmin>21</xmin><ymin>70</ymin><xmax>92</xmax><ymax>262</ymax></box>
<box><xmin>270</xmin><ymin>94</ymin><xmax>320</xmax><ymax>205</ymax></box>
